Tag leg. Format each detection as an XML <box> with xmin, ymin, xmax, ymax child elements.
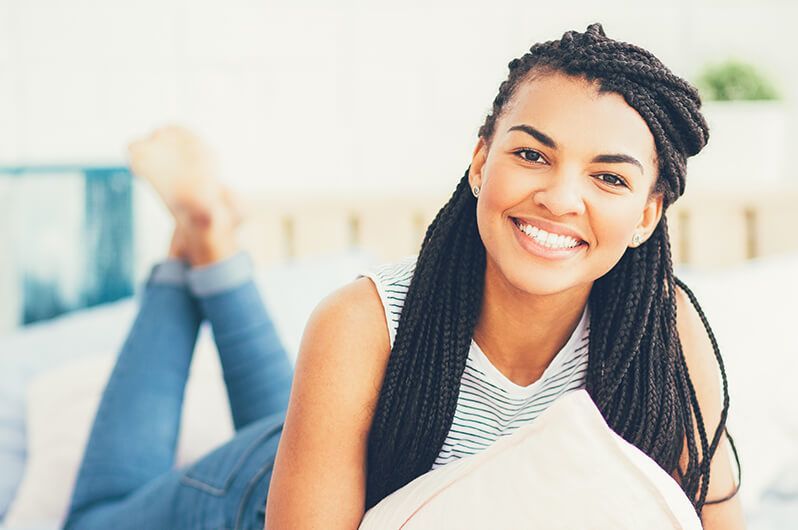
<box><xmin>187</xmin><ymin>251</ymin><xmax>294</xmax><ymax>431</ymax></box>
<box><xmin>65</xmin><ymin>407</ymin><xmax>287</xmax><ymax>530</ymax></box>
<box><xmin>173</xmin><ymin>410</ymin><xmax>286</xmax><ymax>530</ymax></box>
<box><xmin>65</xmin><ymin>260</ymin><xmax>201</xmax><ymax>528</ymax></box>
<box><xmin>66</xmin><ymin>126</ymin><xmax>289</xmax><ymax>529</ymax></box>
<box><xmin>127</xmin><ymin>125</ymin><xmax>294</xmax><ymax>431</ymax></box>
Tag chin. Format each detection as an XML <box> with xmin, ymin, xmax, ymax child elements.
<box><xmin>495</xmin><ymin>258</ymin><xmax>581</xmax><ymax>297</ymax></box>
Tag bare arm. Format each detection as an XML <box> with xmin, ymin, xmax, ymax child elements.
<box><xmin>673</xmin><ymin>283</ymin><xmax>746</xmax><ymax>529</ymax></box>
<box><xmin>265</xmin><ymin>277</ymin><xmax>391</xmax><ymax>529</ymax></box>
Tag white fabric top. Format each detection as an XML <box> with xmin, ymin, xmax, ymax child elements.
<box><xmin>359</xmin><ymin>255</ymin><xmax>591</xmax><ymax>470</ymax></box>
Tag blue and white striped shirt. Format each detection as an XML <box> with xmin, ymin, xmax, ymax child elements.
<box><xmin>359</xmin><ymin>255</ymin><xmax>591</xmax><ymax>469</ymax></box>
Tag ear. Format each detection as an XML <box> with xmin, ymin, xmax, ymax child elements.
<box><xmin>636</xmin><ymin>192</ymin><xmax>664</xmax><ymax>243</ymax></box>
<box><xmin>468</xmin><ymin>137</ymin><xmax>489</xmax><ymax>192</ymax></box>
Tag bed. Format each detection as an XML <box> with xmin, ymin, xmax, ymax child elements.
<box><xmin>1</xmin><ymin>183</ymin><xmax>797</xmax><ymax>529</ymax></box>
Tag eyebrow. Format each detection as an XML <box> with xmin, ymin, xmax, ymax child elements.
<box><xmin>507</xmin><ymin>124</ymin><xmax>644</xmax><ymax>175</ymax></box>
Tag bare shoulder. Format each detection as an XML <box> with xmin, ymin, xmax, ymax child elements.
<box><xmin>265</xmin><ymin>277</ymin><xmax>392</xmax><ymax>529</ymax></box>
<box><xmin>309</xmin><ymin>276</ymin><xmax>391</xmax><ymax>353</ymax></box>
<box><xmin>289</xmin><ymin>274</ymin><xmax>392</xmax><ymax>415</ymax></box>
<box><xmin>673</xmin><ymin>282</ymin><xmax>745</xmax><ymax>528</ymax></box>
<box><xmin>296</xmin><ymin>276</ymin><xmax>393</xmax><ymax>400</ymax></box>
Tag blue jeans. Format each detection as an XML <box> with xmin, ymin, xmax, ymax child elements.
<box><xmin>63</xmin><ymin>252</ymin><xmax>295</xmax><ymax>530</ymax></box>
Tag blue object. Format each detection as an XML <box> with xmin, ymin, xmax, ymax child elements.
<box><xmin>64</xmin><ymin>252</ymin><xmax>294</xmax><ymax>529</ymax></box>
<box><xmin>0</xmin><ymin>165</ymin><xmax>134</xmax><ymax>326</ymax></box>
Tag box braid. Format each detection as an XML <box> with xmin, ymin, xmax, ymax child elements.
<box><xmin>365</xmin><ymin>22</ymin><xmax>737</xmax><ymax>517</ymax></box>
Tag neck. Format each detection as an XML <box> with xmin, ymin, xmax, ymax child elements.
<box><xmin>473</xmin><ymin>258</ymin><xmax>591</xmax><ymax>386</ymax></box>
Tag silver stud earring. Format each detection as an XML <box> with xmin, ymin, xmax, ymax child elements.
<box><xmin>472</xmin><ymin>185</ymin><xmax>480</xmax><ymax>198</ymax></box>
<box><xmin>631</xmin><ymin>232</ymin><xmax>643</xmax><ymax>247</ymax></box>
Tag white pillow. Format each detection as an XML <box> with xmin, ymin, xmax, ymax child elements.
<box><xmin>360</xmin><ymin>389</ymin><xmax>702</xmax><ymax>530</ymax></box>
<box><xmin>2</xmin><ymin>330</ymin><xmax>234</xmax><ymax>528</ymax></box>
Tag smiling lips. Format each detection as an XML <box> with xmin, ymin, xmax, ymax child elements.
<box><xmin>511</xmin><ymin>217</ymin><xmax>586</xmax><ymax>249</ymax></box>
<box><xmin>511</xmin><ymin>216</ymin><xmax>585</xmax><ymax>241</ymax></box>
<box><xmin>509</xmin><ymin>217</ymin><xmax>587</xmax><ymax>261</ymax></box>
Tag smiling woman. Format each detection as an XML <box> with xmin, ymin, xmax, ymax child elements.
<box><xmin>351</xmin><ymin>21</ymin><xmax>744</xmax><ymax>529</ymax></box>
<box><xmin>60</xmin><ymin>21</ymin><xmax>743</xmax><ymax>530</ymax></box>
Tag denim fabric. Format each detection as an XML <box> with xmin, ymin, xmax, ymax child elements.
<box><xmin>190</xmin><ymin>254</ymin><xmax>293</xmax><ymax>431</ymax></box>
<box><xmin>63</xmin><ymin>253</ymin><xmax>294</xmax><ymax>530</ymax></box>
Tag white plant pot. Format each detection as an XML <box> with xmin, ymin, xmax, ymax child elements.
<box><xmin>686</xmin><ymin>100</ymin><xmax>787</xmax><ymax>185</ymax></box>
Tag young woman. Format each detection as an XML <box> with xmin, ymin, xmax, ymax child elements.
<box><xmin>64</xmin><ymin>22</ymin><xmax>743</xmax><ymax>530</ymax></box>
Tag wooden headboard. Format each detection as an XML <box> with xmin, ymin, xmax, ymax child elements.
<box><xmin>236</xmin><ymin>184</ymin><xmax>798</xmax><ymax>269</ymax></box>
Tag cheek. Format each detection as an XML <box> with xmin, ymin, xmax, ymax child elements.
<box><xmin>588</xmin><ymin>202</ymin><xmax>647</xmax><ymax>279</ymax></box>
<box><xmin>478</xmin><ymin>166</ymin><xmax>530</xmax><ymax>219</ymax></box>
<box><xmin>475</xmin><ymin>171</ymin><xmax>525</xmax><ymax>245</ymax></box>
<box><xmin>591</xmin><ymin>196</ymin><xmax>645</xmax><ymax>249</ymax></box>
<box><xmin>596</xmin><ymin>209</ymin><xmax>638</xmax><ymax>245</ymax></box>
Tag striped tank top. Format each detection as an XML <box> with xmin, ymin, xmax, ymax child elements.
<box><xmin>359</xmin><ymin>255</ymin><xmax>591</xmax><ymax>469</ymax></box>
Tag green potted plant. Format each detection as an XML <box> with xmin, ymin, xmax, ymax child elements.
<box><xmin>695</xmin><ymin>60</ymin><xmax>780</xmax><ymax>101</ymax></box>
<box><xmin>687</xmin><ymin>59</ymin><xmax>786</xmax><ymax>186</ymax></box>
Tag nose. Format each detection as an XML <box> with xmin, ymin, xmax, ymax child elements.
<box><xmin>531</xmin><ymin>171</ymin><xmax>586</xmax><ymax>217</ymax></box>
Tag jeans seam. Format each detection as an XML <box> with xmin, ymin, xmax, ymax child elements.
<box><xmin>233</xmin><ymin>459</ymin><xmax>277</xmax><ymax>530</ymax></box>
<box><xmin>179</xmin><ymin>475</ymin><xmax>228</xmax><ymax>496</ymax></box>
<box><xmin>179</xmin><ymin>420</ymin><xmax>284</xmax><ymax>495</ymax></box>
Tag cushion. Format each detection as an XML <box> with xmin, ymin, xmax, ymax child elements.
<box><xmin>359</xmin><ymin>389</ymin><xmax>702</xmax><ymax>530</ymax></box>
<box><xmin>0</xmin><ymin>298</ymin><xmax>138</xmax><ymax>521</ymax></box>
<box><xmin>2</xmin><ymin>333</ymin><xmax>233</xmax><ymax>528</ymax></box>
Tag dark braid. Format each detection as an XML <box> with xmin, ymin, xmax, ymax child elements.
<box><xmin>366</xmin><ymin>174</ymin><xmax>485</xmax><ymax>500</ymax></box>
<box><xmin>365</xmin><ymin>22</ymin><xmax>735</xmax><ymax>517</ymax></box>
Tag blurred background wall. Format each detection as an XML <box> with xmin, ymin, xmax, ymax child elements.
<box><xmin>0</xmin><ymin>0</ymin><xmax>795</xmax><ymax>192</ymax></box>
<box><xmin>0</xmin><ymin>0</ymin><xmax>796</xmax><ymax>331</ymax></box>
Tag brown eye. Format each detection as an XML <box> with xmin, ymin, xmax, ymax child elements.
<box><xmin>596</xmin><ymin>173</ymin><xmax>628</xmax><ymax>188</ymax></box>
<box><xmin>514</xmin><ymin>148</ymin><xmax>545</xmax><ymax>163</ymax></box>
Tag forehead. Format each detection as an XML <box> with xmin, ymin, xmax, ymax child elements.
<box><xmin>498</xmin><ymin>72</ymin><xmax>658</xmax><ymax>173</ymax></box>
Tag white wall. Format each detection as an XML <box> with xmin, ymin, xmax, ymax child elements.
<box><xmin>0</xmin><ymin>0</ymin><xmax>795</xmax><ymax>196</ymax></box>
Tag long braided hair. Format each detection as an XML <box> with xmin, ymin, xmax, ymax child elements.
<box><xmin>365</xmin><ymin>22</ymin><xmax>736</xmax><ymax>517</ymax></box>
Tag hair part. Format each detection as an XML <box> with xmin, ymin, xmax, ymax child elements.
<box><xmin>365</xmin><ymin>22</ymin><xmax>734</xmax><ymax>517</ymax></box>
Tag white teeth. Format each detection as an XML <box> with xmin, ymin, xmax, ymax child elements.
<box><xmin>515</xmin><ymin>219</ymin><xmax>581</xmax><ymax>249</ymax></box>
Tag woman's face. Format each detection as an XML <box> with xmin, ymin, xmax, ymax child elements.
<box><xmin>469</xmin><ymin>71</ymin><xmax>664</xmax><ymax>296</ymax></box>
